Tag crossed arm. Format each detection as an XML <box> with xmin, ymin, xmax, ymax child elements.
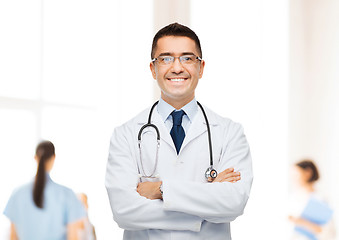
<box><xmin>106</xmin><ymin>123</ymin><xmax>252</xmax><ymax>231</ymax></box>
<box><xmin>137</xmin><ymin>167</ymin><xmax>241</xmax><ymax>200</ymax></box>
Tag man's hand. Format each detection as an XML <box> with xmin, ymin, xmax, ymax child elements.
<box><xmin>137</xmin><ymin>181</ymin><xmax>162</xmax><ymax>200</ymax></box>
<box><xmin>212</xmin><ymin>168</ymin><xmax>241</xmax><ymax>183</ymax></box>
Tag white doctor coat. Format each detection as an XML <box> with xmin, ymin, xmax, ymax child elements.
<box><xmin>105</xmin><ymin>103</ymin><xmax>253</xmax><ymax>240</ymax></box>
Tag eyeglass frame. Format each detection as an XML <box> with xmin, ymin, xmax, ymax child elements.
<box><xmin>151</xmin><ymin>54</ymin><xmax>202</xmax><ymax>65</ymax></box>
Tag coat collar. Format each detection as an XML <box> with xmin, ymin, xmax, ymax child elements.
<box><xmin>137</xmin><ymin>103</ymin><xmax>219</xmax><ymax>153</ymax></box>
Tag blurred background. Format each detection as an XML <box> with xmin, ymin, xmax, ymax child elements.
<box><xmin>0</xmin><ymin>0</ymin><xmax>338</xmax><ymax>239</ymax></box>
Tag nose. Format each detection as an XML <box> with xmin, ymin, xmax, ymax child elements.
<box><xmin>170</xmin><ymin>57</ymin><xmax>184</xmax><ymax>74</ymax></box>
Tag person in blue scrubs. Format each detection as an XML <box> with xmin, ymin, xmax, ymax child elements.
<box><xmin>3</xmin><ymin>140</ymin><xmax>86</xmax><ymax>240</ymax></box>
<box><xmin>288</xmin><ymin>160</ymin><xmax>336</xmax><ymax>240</ymax></box>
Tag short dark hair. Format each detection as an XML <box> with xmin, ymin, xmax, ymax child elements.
<box><xmin>151</xmin><ymin>22</ymin><xmax>202</xmax><ymax>59</ymax></box>
<box><xmin>296</xmin><ymin>159</ymin><xmax>320</xmax><ymax>183</ymax></box>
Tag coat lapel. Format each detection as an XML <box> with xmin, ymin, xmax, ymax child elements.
<box><xmin>152</xmin><ymin>111</ymin><xmax>176</xmax><ymax>150</ymax></box>
<box><xmin>180</xmin><ymin>110</ymin><xmax>207</xmax><ymax>152</ymax></box>
<box><xmin>136</xmin><ymin>108</ymin><xmax>176</xmax><ymax>152</ymax></box>
<box><xmin>181</xmin><ymin>105</ymin><xmax>220</xmax><ymax>152</ymax></box>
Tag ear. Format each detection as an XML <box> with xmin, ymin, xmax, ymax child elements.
<box><xmin>199</xmin><ymin>60</ymin><xmax>205</xmax><ymax>79</ymax></box>
<box><xmin>34</xmin><ymin>155</ymin><xmax>38</xmax><ymax>163</ymax></box>
<box><xmin>150</xmin><ymin>62</ymin><xmax>157</xmax><ymax>80</ymax></box>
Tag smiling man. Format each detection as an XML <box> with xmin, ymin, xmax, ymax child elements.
<box><xmin>105</xmin><ymin>23</ymin><xmax>253</xmax><ymax>240</ymax></box>
<box><xmin>150</xmin><ymin>35</ymin><xmax>204</xmax><ymax>109</ymax></box>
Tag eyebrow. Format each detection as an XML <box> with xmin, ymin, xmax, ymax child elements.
<box><xmin>157</xmin><ymin>52</ymin><xmax>196</xmax><ymax>57</ymax></box>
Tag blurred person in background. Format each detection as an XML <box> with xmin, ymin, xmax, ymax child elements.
<box><xmin>3</xmin><ymin>140</ymin><xmax>86</xmax><ymax>240</ymax></box>
<box><xmin>77</xmin><ymin>193</ymin><xmax>96</xmax><ymax>240</ymax></box>
<box><xmin>288</xmin><ymin>159</ymin><xmax>336</xmax><ymax>240</ymax></box>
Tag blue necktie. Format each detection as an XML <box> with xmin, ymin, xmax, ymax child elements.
<box><xmin>170</xmin><ymin>110</ymin><xmax>186</xmax><ymax>154</ymax></box>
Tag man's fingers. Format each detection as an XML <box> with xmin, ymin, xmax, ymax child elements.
<box><xmin>225</xmin><ymin>175</ymin><xmax>241</xmax><ymax>182</ymax></box>
<box><xmin>220</xmin><ymin>171</ymin><xmax>240</xmax><ymax>179</ymax></box>
<box><xmin>219</xmin><ymin>172</ymin><xmax>241</xmax><ymax>183</ymax></box>
<box><xmin>222</xmin><ymin>167</ymin><xmax>234</xmax><ymax>174</ymax></box>
<box><xmin>211</xmin><ymin>168</ymin><xmax>241</xmax><ymax>183</ymax></box>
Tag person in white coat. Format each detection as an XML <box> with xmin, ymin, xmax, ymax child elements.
<box><xmin>105</xmin><ymin>22</ymin><xmax>253</xmax><ymax>240</ymax></box>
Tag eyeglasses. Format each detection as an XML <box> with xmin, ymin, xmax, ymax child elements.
<box><xmin>152</xmin><ymin>54</ymin><xmax>202</xmax><ymax>65</ymax></box>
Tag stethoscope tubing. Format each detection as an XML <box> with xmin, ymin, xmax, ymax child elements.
<box><xmin>138</xmin><ymin>101</ymin><xmax>160</xmax><ymax>141</ymax></box>
<box><xmin>197</xmin><ymin>101</ymin><xmax>213</xmax><ymax>167</ymax></box>
<box><xmin>138</xmin><ymin>101</ymin><xmax>217</xmax><ymax>181</ymax></box>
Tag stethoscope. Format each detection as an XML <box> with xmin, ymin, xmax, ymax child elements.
<box><xmin>138</xmin><ymin>101</ymin><xmax>218</xmax><ymax>182</ymax></box>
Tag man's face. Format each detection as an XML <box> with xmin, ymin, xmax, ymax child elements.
<box><xmin>150</xmin><ymin>36</ymin><xmax>205</xmax><ymax>107</ymax></box>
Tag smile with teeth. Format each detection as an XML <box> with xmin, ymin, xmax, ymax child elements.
<box><xmin>168</xmin><ymin>78</ymin><xmax>187</xmax><ymax>82</ymax></box>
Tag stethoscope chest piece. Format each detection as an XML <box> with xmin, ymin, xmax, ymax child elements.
<box><xmin>205</xmin><ymin>166</ymin><xmax>218</xmax><ymax>182</ymax></box>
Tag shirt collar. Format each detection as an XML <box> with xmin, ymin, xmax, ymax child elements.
<box><xmin>157</xmin><ymin>97</ymin><xmax>198</xmax><ymax>123</ymax></box>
